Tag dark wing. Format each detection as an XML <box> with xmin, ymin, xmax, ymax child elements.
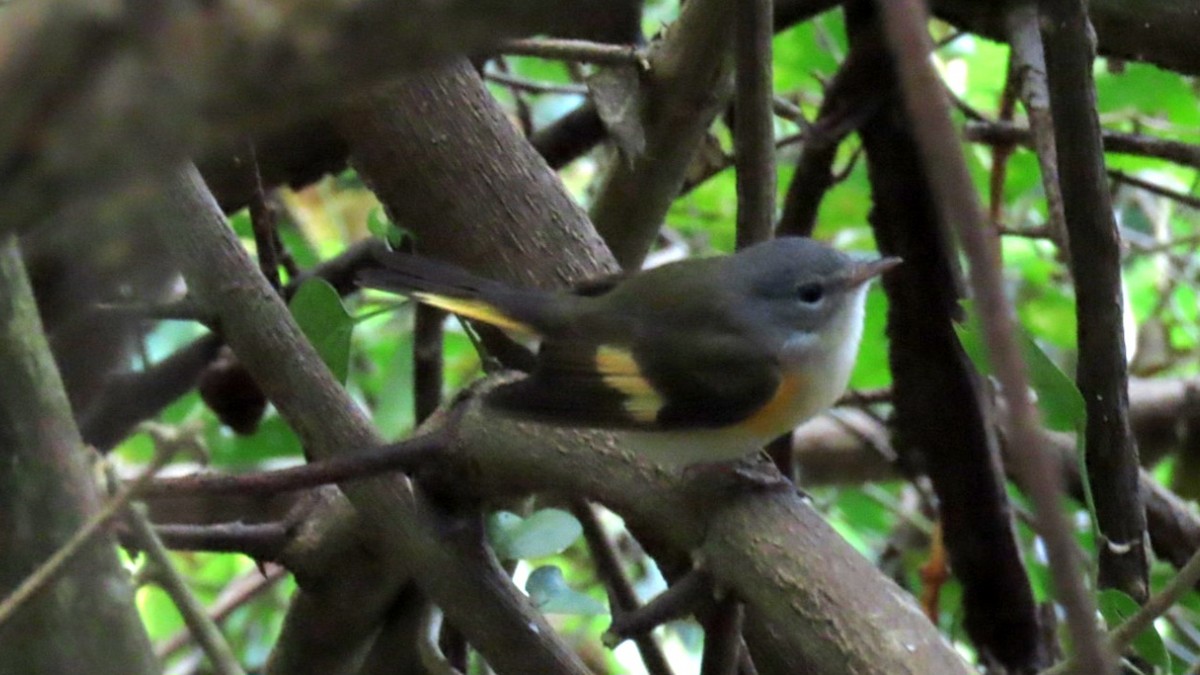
<box><xmin>485</xmin><ymin>331</ymin><xmax>781</xmax><ymax>431</ymax></box>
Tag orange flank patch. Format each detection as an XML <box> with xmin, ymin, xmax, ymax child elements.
<box><xmin>595</xmin><ymin>346</ymin><xmax>664</xmax><ymax>423</ymax></box>
<box><xmin>411</xmin><ymin>292</ymin><xmax>534</xmax><ymax>335</ymax></box>
<box><xmin>737</xmin><ymin>372</ymin><xmax>807</xmax><ymax>438</ymax></box>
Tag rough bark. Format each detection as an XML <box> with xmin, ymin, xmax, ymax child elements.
<box><xmin>852</xmin><ymin>7</ymin><xmax>1043</xmax><ymax>667</ymax></box>
<box><xmin>0</xmin><ymin>235</ymin><xmax>158</xmax><ymax>675</ymax></box>
<box><xmin>1040</xmin><ymin>0</ymin><xmax>1148</xmax><ymax>602</ymax></box>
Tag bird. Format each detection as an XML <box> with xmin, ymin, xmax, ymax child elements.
<box><xmin>357</xmin><ymin>237</ymin><xmax>900</xmax><ymax>467</ymax></box>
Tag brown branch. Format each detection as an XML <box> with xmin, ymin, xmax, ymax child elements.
<box><xmin>145</xmin><ymin>522</ymin><xmax>292</xmax><ymax>559</ymax></box>
<box><xmin>871</xmin><ymin>0</ymin><xmax>1111</xmax><ymax>671</ymax></box>
<box><xmin>125</xmin><ymin>501</ymin><xmax>247</xmax><ymax>675</ymax></box>
<box><xmin>1109</xmin><ymin>170</ymin><xmax>1200</xmax><ymax>212</ymax></box>
<box><xmin>496</xmin><ymin>38</ymin><xmax>647</xmax><ymax>66</ymax></box>
<box><xmin>1006</xmin><ymin>3</ymin><xmax>1068</xmax><ymax>248</ymax></box>
<box><xmin>247</xmin><ymin>141</ymin><xmax>282</xmax><ymax>291</ymax></box>
<box><xmin>607</xmin><ymin>570</ymin><xmax>713</xmax><ymax>643</ymax></box>
<box><xmin>1041</xmin><ymin>0</ymin><xmax>1148</xmax><ymax>603</ymax></box>
<box><xmin>851</xmin><ymin>4</ymin><xmax>1042</xmax><ymax>668</ymax></box>
<box><xmin>1</xmin><ymin>0</ymin><xmax>646</xmax><ymax>239</ymax></box>
<box><xmin>156</xmin><ymin>164</ymin><xmax>594</xmax><ymax>675</ymax></box>
<box><xmin>733</xmin><ymin>0</ymin><xmax>776</xmax><ymax>249</ymax></box>
<box><xmin>79</xmin><ymin>238</ymin><xmax>384</xmax><ymax>452</ymax></box>
<box><xmin>572</xmin><ymin>500</ymin><xmax>674</xmax><ymax>675</ymax></box>
<box><xmin>776</xmin><ymin>29</ymin><xmax>890</xmax><ymax>238</ymax></box>
<box><xmin>414</xmin><ymin>305</ymin><xmax>446</xmax><ymax>424</ymax></box>
<box><xmin>930</xmin><ymin>0</ymin><xmax>1200</xmax><ymax>79</ymax></box>
<box><xmin>527</xmin><ymin>1</ymin><xmax>839</xmax><ymax>176</ymax></box>
<box><xmin>530</xmin><ymin>102</ymin><xmax>608</xmax><ymax>169</ymax></box>
<box><xmin>142</xmin><ymin>433</ymin><xmax>445</xmax><ymax>498</ymax></box>
<box><xmin>700</xmin><ymin>598</ymin><xmax>744</xmax><ymax>675</ymax></box>
<box><xmin>80</xmin><ymin>334</ymin><xmax>223</xmax><ymax>451</ymax></box>
<box><xmin>963</xmin><ymin>120</ymin><xmax>1200</xmax><ymax>171</ymax></box>
<box><xmin>483</xmin><ymin>71</ymin><xmax>589</xmax><ymax>96</ymax></box>
<box><xmin>157</xmin><ymin>564</ymin><xmax>287</xmax><ymax>660</ymax></box>
<box><xmin>589</xmin><ymin>0</ymin><xmax>736</xmax><ymax>268</ymax></box>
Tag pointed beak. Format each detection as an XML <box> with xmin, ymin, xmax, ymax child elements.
<box><xmin>846</xmin><ymin>256</ymin><xmax>902</xmax><ymax>287</ymax></box>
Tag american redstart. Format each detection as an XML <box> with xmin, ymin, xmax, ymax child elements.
<box><xmin>357</xmin><ymin>237</ymin><xmax>900</xmax><ymax>466</ymax></box>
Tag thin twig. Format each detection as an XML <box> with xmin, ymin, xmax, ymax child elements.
<box><xmin>157</xmin><ymin>564</ymin><xmax>286</xmax><ymax>659</ymax></box>
<box><xmin>1007</xmin><ymin>2</ymin><xmax>1068</xmax><ymax>248</ymax></box>
<box><xmin>147</xmin><ymin>522</ymin><xmax>291</xmax><ymax>558</ymax></box>
<box><xmin>493</xmin><ymin>56</ymin><xmax>534</xmax><ymax>136</ymax></box>
<box><xmin>126</xmin><ymin>499</ymin><xmax>247</xmax><ymax>675</ymax></box>
<box><xmin>496</xmin><ymin>37</ymin><xmax>647</xmax><ymax>67</ymax></box>
<box><xmin>1109</xmin><ymin>170</ymin><xmax>1200</xmax><ymax>212</ymax></box>
<box><xmin>0</xmin><ymin>426</ymin><xmax>183</xmax><ymax>628</ymax></box>
<box><xmin>92</xmin><ymin>299</ymin><xmax>215</xmax><ymax>325</ymax></box>
<box><xmin>1043</xmin><ymin>542</ymin><xmax>1200</xmax><ymax>675</ymax></box>
<box><xmin>247</xmin><ymin>140</ymin><xmax>282</xmax><ymax>291</ymax></box>
<box><xmin>418</xmin><ymin>605</ymin><xmax>466</xmax><ymax>675</ymax></box>
<box><xmin>141</xmin><ymin>431</ymin><xmax>446</xmax><ymax>497</ymax></box>
<box><xmin>771</xmin><ymin>95</ymin><xmax>811</xmax><ymax>130</ymax></box>
<box><xmin>606</xmin><ymin>570</ymin><xmax>712</xmax><ymax>645</ymax></box>
<box><xmin>483</xmin><ymin>71</ymin><xmax>588</xmax><ymax>96</ymax></box>
<box><xmin>964</xmin><ymin>120</ymin><xmax>1200</xmax><ymax>171</ymax></box>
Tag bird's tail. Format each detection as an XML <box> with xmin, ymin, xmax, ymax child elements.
<box><xmin>356</xmin><ymin>250</ymin><xmax>568</xmax><ymax>336</ymax></box>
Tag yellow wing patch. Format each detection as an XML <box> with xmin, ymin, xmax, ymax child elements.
<box><xmin>595</xmin><ymin>345</ymin><xmax>664</xmax><ymax>423</ymax></box>
<box><xmin>411</xmin><ymin>292</ymin><xmax>534</xmax><ymax>335</ymax></box>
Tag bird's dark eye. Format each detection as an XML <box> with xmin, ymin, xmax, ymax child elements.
<box><xmin>796</xmin><ymin>282</ymin><xmax>824</xmax><ymax>304</ymax></box>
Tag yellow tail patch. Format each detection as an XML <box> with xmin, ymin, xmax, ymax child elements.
<box><xmin>411</xmin><ymin>292</ymin><xmax>534</xmax><ymax>335</ymax></box>
<box><xmin>595</xmin><ymin>345</ymin><xmax>664</xmax><ymax>423</ymax></box>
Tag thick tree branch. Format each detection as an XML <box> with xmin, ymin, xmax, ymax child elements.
<box><xmin>341</xmin><ymin>61</ymin><xmax>613</xmax><ymax>286</ymax></box>
<box><xmin>0</xmin><ymin>234</ymin><xmax>158</xmax><ymax>675</ymax></box>
<box><xmin>733</xmin><ymin>0</ymin><xmax>777</xmax><ymax>249</ymax></box>
<box><xmin>1040</xmin><ymin>0</ymin><xmax>1148</xmax><ymax>602</ymax></box>
<box><xmin>872</xmin><ymin>0</ymin><xmax>1113</xmax><ymax>672</ymax></box>
<box><xmin>931</xmin><ymin>0</ymin><xmax>1200</xmax><ymax>78</ymax></box>
<box><xmin>851</xmin><ymin>6</ymin><xmax>1042</xmax><ymax>668</ymax></box>
<box><xmin>155</xmin><ymin>165</ymin><xmax>593</xmax><ymax>675</ymax></box>
<box><xmin>589</xmin><ymin>0</ymin><xmax>736</xmax><ymax>268</ymax></box>
<box><xmin>529</xmin><ymin>0</ymin><xmax>842</xmax><ymax>175</ymax></box>
<box><xmin>0</xmin><ymin>0</ymin><xmax>641</xmax><ymax>237</ymax></box>
<box><xmin>438</xmin><ymin>392</ymin><xmax>976</xmax><ymax>675</ymax></box>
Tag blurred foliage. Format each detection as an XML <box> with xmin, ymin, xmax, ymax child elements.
<box><xmin>102</xmin><ymin>4</ymin><xmax>1200</xmax><ymax>673</ymax></box>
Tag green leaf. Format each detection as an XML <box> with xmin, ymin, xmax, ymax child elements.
<box><xmin>1018</xmin><ymin>330</ymin><xmax>1084</xmax><ymax>434</ymax></box>
<box><xmin>525</xmin><ymin>565</ymin><xmax>607</xmax><ymax>616</ymax></box>
<box><xmin>1097</xmin><ymin>589</ymin><xmax>1170</xmax><ymax>671</ymax></box>
<box><xmin>487</xmin><ymin>509</ymin><xmax>583</xmax><ymax>561</ymax></box>
<box><xmin>953</xmin><ymin>300</ymin><xmax>1085</xmax><ymax>433</ymax></box>
<box><xmin>289</xmin><ymin>278</ymin><xmax>354</xmax><ymax>383</ymax></box>
<box><xmin>367</xmin><ymin>208</ymin><xmax>407</xmax><ymax>248</ymax></box>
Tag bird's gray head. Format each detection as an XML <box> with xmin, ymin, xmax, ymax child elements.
<box><xmin>727</xmin><ymin>237</ymin><xmax>901</xmax><ymax>344</ymax></box>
